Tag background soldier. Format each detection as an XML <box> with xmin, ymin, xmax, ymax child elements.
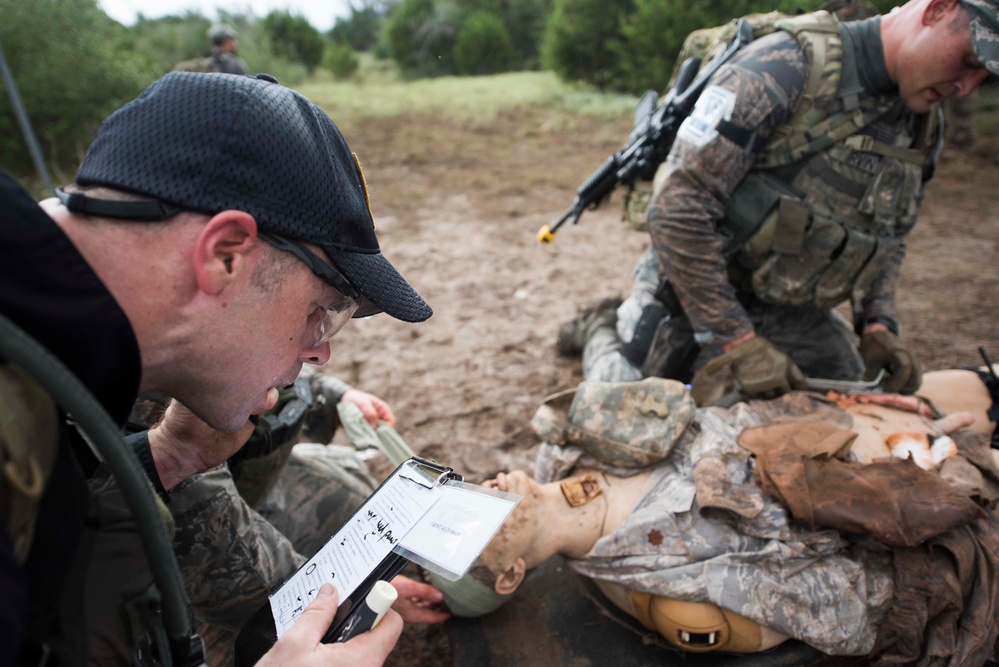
<box><xmin>207</xmin><ymin>23</ymin><xmax>251</xmax><ymax>75</ymax></box>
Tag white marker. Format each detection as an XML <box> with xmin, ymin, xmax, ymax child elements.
<box><xmin>336</xmin><ymin>580</ymin><xmax>398</xmax><ymax>642</ymax></box>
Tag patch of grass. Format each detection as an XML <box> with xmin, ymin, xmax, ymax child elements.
<box><xmin>295</xmin><ymin>58</ymin><xmax>639</xmax><ymax>129</ymax></box>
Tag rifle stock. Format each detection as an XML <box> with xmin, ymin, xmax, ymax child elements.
<box><xmin>538</xmin><ymin>18</ymin><xmax>753</xmax><ymax>244</ymax></box>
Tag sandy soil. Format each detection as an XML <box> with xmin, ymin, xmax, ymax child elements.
<box><xmin>320</xmin><ymin>110</ymin><xmax>999</xmax><ymax>665</ymax></box>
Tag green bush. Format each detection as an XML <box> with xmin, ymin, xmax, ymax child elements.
<box><xmin>0</xmin><ymin>0</ymin><xmax>152</xmax><ymax>175</ymax></box>
<box><xmin>383</xmin><ymin>0</ymin><xmax>461</xmax><ymax>76</ymax></box>
<box><xmin>119</xmin><ymin>12</ymin><xmax>311</xmax><ymax>85</ymax></box>
<box><xmin>614</xmin><ymin>0</ymin><xmax>770</xmax><ymax>93</ymax></box>
<box><xmin>331</xmin><ymin>1</ymin><xmax>391</xmax><ymax>51</ymax></box>
<box><xmin>325</xmin><ymin>42</ymin><xmax>361</xmax><ymax>80</ymax></box>
<box><xmin>244</xmin><ymin>29</ymin><xmax>310</xmax><ymax>85</ymax></box>
<box><xmin>549</xmin><ymin>0</ymin><xmax>856</xmax><ymax>93</ymax></box>
<box><xmin>453</xmin><ymin>12</ymin><xmax>512</xmax><ymax>75</ymax></box>
<box><xmin>382</xmin><ymin>0</ymin><xmax>434</xmax><ymax>73</ymax></box>
<box><xmin>452</xmin><ymin>0</ymin><xmax>551</xmax><ymax>70</ymax></box>
<box><xmin>120</xmin><ymin>13</ymin><xmax>213</xmax><ymax>74</ymax></box>
<box><xmin>540</xmin><ymin>0</ymin><xmax>634</xmax><ymax>90</ymax></box>
<box><xmin>260</xmin><ymin>11</ymin><xmax>327</xmax><ymax>72</ymax></box>
<box><xmin>500</xmin><ymin>0</ymin><xmax>554</xmax><ymax>70</ymax></box>
<box><xmin>379</xmin><ymin>0</ymin><xmax>553</xmax><ymax>76</ymax></box>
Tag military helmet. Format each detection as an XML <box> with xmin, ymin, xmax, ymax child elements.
<box><xmin>207</xmin><ymin>23</ymin><xmax>238</xmax><ymax>46</ymax></box>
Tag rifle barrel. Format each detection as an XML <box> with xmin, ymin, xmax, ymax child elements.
<box><xmin>539</xmin><ymin>18</ymin><xmax>753</xmax><ymax>244</ymax></box>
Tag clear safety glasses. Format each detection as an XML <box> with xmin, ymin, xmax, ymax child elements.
<box><xmin>259</xmin><ymin>233</ymin><xmax>360</xmax><ymax>347</ymax></box>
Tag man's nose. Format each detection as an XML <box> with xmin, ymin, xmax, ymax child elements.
<box><xmin>300</xmin><ymin>340</ymin><xmax>331</xmax><ymax>366</ymax></box>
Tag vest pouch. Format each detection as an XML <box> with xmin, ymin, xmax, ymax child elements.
<box><xmin>813</xmin><ymin>226</ymin><xmax>878</xmax><ymax>308</ymax></box>
<box><xmin>722</xmin><ymin>172</ymin><xmax>804</xmax><ymax>256</ymax></box>
<box><xmin>750</xmin><ymin>214</ymin><xmax>845</xmax><ymax>306</ymax></box>
<box><xmin>857</xmin><ymin>158</ymin><xmax>922</xmax><ymax>232</ymax></box>
<box><xmin>623</xmin><ymin>180</ymin><xmax>654</xmax><ymax>232</ymax></box>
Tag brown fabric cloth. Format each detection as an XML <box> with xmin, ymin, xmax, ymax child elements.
<box><xmin>873</xmin><ymin>515</ymin><xmax>999</xmax><ymax>666</ymax></box>
<box><xmin>759</xmin><ymin>452</ymin><xmax>984</xmax><ymax>548</ymax></box>
<box><xmin>747</xmin><ymin>418</ymin><xmax>999</xmax><ymax>665</ymax></box>
<box><xmin>747</xmin><ymin>427</ymin><xmax>985</xmax><ymax>548</ymax></box>
<box><xmin>737</xmin><ymin>421</ymin><xmax>856</xmax><ymax>460</ymax></box>
<box><xmin>870</xmin><ymin>429</ymin><xmax>999</xmax><ymax>666</ymax></box>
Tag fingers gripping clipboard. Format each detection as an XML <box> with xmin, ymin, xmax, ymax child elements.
<box><xmin>235</xmin><ymin>456</ymin><xmax>518</xmax><ymax>665</ymax></box>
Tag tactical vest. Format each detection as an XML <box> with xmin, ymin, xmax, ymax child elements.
<box><xmin>629</xmin><ymin>10</ymin><xmax>940</xmax><ymax>312</ymax></box>
<box><xmin>724</xmin><ymin>12</ymin><xmax>939</xmax><ymax>310</ymax></box>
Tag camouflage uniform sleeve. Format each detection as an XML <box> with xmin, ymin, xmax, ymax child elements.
<box><xmin>169</xmin><ymin>465</ymin><xmax>306</xmax><ymax>628</ymax></box>
<box><xmin>860</xmin><ymin>107</ymin><xmax>937</xmax><ymax>328</ymax></box>
<box><xmin>647</xmin><ymin>33</ymin><xmax>808</xmax><ymax>346</ymax></box>
<box><xmin>859</xmin><ymin>232</ymin><xmax>907</xmax><ymax>326</ymax></box>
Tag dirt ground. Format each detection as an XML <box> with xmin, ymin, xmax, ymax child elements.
<box><xmin>320</xmin><ymin>109</ymin><xmax>999</xmax><ymax>665</ymax></box>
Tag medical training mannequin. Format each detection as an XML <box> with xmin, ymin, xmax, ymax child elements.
<box><xmin>455</xmin><ymin>368</ymin><xmax>999</xmax><ymax>657</ymax></box>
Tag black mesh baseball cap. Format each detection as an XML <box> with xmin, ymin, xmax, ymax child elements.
<box><xmin>74</xmin><ymin>71</ymin><xmax>431</xmax><ymax>322</ymax></box>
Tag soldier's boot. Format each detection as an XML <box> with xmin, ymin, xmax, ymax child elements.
<box><xmin>556</xmin><ymin>298</ymin><xmax>622</xmax><ymax>357</ymax></box>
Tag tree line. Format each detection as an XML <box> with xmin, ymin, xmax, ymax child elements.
<box><xmin>1</xmin><ymin>0</ymin><xmax>897</xmax><ymax>175</ymax></box>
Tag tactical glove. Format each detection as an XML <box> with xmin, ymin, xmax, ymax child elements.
<box><xmin>859</xmin><ymin>329</ymin><xmax>922</xmax><ymax>394</ymax></box>
<box><xmin>692</xmin><ymin>336</ymin><xmax>806</xmax><ymax>404</ymax></box>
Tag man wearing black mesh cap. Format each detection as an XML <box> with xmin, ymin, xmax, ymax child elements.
<box><xmin>0</xmin><ymin>71</ymin><xmax>430</xmax><ymax>665</ymax></box>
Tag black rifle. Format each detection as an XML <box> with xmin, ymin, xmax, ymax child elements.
<box><xmin>537</xmin><ymin>18</ymin><xmax>754</xmax><ymax>244</ymax></box>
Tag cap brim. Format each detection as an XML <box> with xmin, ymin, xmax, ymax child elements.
<box><xmin>969</xmin><ymin>13</ymin><xmax>999</xmax><ymax>76</ymax></box>
<box><xmin>324</xmin><ymin>248</ymin><xmax>432</xmax><ymax>322</ymax></box>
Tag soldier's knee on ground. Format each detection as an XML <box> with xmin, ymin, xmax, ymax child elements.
<box><xmin>556</xmin><ymin>298</ymin><xmax>622</xmax><ymax>357</ymax></box>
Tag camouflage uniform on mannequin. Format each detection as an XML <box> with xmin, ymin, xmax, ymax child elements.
<box><xmin>561</xmin><ymin>0</ymin><xmax>999</xmax><ymax>403</ymax></box>
<box><xmin>438</xmin><ymin>375</ymin><xmax>999</xmax><ymax>661</ymax></box>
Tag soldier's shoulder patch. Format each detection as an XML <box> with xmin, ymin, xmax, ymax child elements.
<box><xmin>676</xmin><ymin>85</ymin><xmax>736</xmax><ymax>149</ymax></box>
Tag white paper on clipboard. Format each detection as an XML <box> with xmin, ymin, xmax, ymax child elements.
<box><xmin>268</xmin><ymin>461</ymin><xmax>444</xmax><ymax>638</ymax></box>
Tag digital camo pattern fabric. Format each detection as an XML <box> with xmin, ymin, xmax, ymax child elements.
<box><xmin>962</xmin><ymin>0</ymin><xmax>999</xmax><ymax>76</ymax></box>
<box><xmin>531</xmin><ymin>377</ymin><xmax>696</xmax><ymax>469</ymax></box>
<box><xmin>566</xmin><ymin>398</ymin><xmax>895</xmax><ymax>656</ymax></box>
<box><xmin>581</xmin><ymin>246</ymin><xmax>659</xmax><ymax>383</ymax></box>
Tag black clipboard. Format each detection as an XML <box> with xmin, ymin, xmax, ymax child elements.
<box><xmin>234</xmin><ymin>456</ymin><xmax>461</xmax><ymax>666</ymax></box>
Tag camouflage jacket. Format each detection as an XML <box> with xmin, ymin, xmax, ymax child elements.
<box><xmin>647</xmin><ymin>15</ymin><xmax>939</xmax><ymax>346</ymax></box>
<box><xmin>554</xmin><ymin>395</ymin><xmax>895</xmax><ymax>656</ymax></box>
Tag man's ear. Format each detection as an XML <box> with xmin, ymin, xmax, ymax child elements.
<box><xmin>494</xmin><ymin>557</ymin><xmax>527</xmax><ymax>596</ymax></box>
<box><xmin>192</xmin><ymin>211</ymin><xmax>261</xmax><ymax>295</ymax></box>
<box><xmin>922</xmin><ymin>0</ymin><xmax>959</xmax><ymax>26</ymax></box>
